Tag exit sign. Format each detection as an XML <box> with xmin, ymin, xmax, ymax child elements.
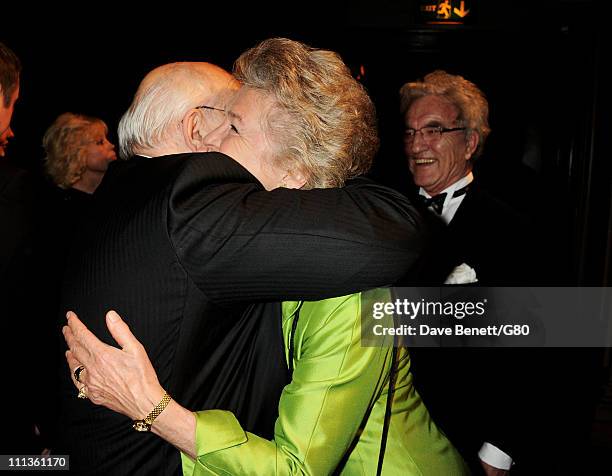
<box><xmin>419</xmin><ymin>0</ymin><xmax>473</xmax><ymax>24</ymax></box>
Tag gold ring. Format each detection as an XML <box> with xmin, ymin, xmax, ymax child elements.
<box><xmin>77</xmin><ymin>385</ymin><xmax>88</xmax><ymax>399</ymax></box>
<box><xmin>73</xmin><ymin>365</ymin><xmax>86</xmax><ymax>383</ymax></box>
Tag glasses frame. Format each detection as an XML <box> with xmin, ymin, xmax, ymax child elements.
<box><xmin>195</xmin><ymin>105</ymin><xmax>225</xmax><ymax>113</ymax></box>
<box><xmin>404</xmin><ymin>125</ymin><xmax>466</xmax><ymax>144</ymax></box>
<box><xmin>194</xmin><ymin>105</ymin><xmax>227</xmax><ymax>130</ymax></box>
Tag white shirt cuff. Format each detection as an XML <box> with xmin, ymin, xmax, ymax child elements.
<box><xmin>478</xmin><ymin>442</ymin><xmax>513</xmax><ymax>470</ymax></box>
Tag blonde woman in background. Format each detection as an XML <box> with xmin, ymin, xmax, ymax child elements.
<box><xmin>39</xmin><ymin>112</ymin><xmax>116</xmax><ymax>268</ymax></box>
<box><xmin>35</xmin><ymin>112</ymin><xmax>117</xmax><ymax>451</ymax></box>
<box><xmin>43</xmin><ymin>112</ymin><xmax>116</xmax><ymax>194</ymax></box>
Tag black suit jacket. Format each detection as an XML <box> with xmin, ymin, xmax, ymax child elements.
<box><xmin>411</xmin><ymin>184</ymin><xmax>601</xmax><ymax>476</ymax></box>
<box><xmin>407</xmin><ymin>184</ymin><xmax>537</xmax><ymax>471</ymax></box>
<box><xmin>56</xmin><ymin>152</ymin><xmax>426</xmax><ymax>475</ymax></box>
<box><xmin>0</xmin><ymin>161</ymin><xmax>36</xmax><ymax>278</ymax></box>
<box><xmin>0</xmin><ymin>161</ymin><xmax>41</xmax><ymax>452</ymax></box>
<box><xmin>418</xmin><ymin>183</ymin><xmax>528</xmax><ymax>285</ymax></box>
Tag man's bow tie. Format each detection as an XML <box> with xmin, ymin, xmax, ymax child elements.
<box><xmin>417</xmin><ymin>193</ymin><xmax>447</xmax><ymax>214</ymax></box>
<box><xmin>417</xmin><ymin>185</ymin><xmax>470</xmax><ymax>215</ymax></box>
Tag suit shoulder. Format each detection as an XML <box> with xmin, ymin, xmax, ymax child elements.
<box><xmin>176</xmin><ymin>152</ymin><xmax>257</xmax><ymax>185</ymax></box>
<box><xmin>465</xmin><ymin>186</ymin><xmax>528</xmax><ymax>226</ymax></box>
<box><xmin>95</xmin><ymin>153</ymin><xmax>254</xmax><ymax>199</ymax></box>
<box><xmin>94</xmin><ymin>155</ymin><xmax>186</xmax><ymax>199</ymax></box>
<box><xmin>345</xmin><ymin>176</ymin><xmax>411</xmax><ymax>197</ymax></box>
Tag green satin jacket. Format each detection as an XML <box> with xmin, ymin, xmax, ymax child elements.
<box><xmin>181</xmin><ymin>289</ymin><xmax>469</xmax><ymax>475</ymax></box>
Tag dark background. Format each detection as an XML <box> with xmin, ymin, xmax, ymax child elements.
<box><xmin>2</xmin><ymin>0</ymin><xmax>608</xmax><ymax>287</ymax></box>
<box><xmin>2</xmin><ymin>0</ymin><xmax>611</xmax><ymax>469</ymax></box>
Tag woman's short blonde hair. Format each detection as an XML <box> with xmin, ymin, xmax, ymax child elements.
<box><xmin>234</xmin><ymin>38</ymin><xmax>379</xmax><ymax>189</ymax></box>
<box><xmin>43</xmin><ymin>113</ymin><xmax>107</xmax><ymax>188</ymax></box>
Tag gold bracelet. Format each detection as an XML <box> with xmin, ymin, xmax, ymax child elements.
<box><xmin>132</xmin><ymin>391</ymin><xmax>172</xmax><ymax>432</ymax></box>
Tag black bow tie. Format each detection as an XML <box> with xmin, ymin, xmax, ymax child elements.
<box><xmin>417</xmin><ymin>184</ymin><xmax>470</xmax><ymax>215</ymax></box>
<box><xmin>417</xmin><ymin>193</ymin><xmax>447</xmax><ymax>214</ymax></box>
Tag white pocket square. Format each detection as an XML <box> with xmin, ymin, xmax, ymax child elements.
<box><xmin>444</xmin><ymin>263</ymin><xmax>478</xmax><ymax>284</ymax></box>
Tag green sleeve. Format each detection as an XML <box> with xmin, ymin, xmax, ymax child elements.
<box><xmin>182</xmin><ymin>290</ymin><xmax>393</xmax><ymax>475</ymax></box>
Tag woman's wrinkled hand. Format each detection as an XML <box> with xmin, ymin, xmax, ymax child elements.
<box><xmin>63</xmin><ymin>310</ymin><xmax>166</xmax><ymax>420</ymax></box>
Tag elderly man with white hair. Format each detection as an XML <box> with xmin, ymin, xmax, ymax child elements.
<box><xmin>55</xmin><ymin>51</ymin><xmax>428</xmax><ymax>475</ymax></box>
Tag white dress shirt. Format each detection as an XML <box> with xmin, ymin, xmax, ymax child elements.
<box><xmin>418</xmin><ymin>172</ymin><xmax>473</xmax><ymax>224</ymax></box>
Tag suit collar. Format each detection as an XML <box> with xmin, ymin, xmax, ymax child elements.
<box><xmin>418</xmin><ymin>172</ymin><xmax>474</xmax><ymax>224</ymax></box>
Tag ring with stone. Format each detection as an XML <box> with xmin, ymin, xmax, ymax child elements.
<box><xmin>73</xmin><ymin>365</ymin><xmax>86</xmax><ymax>383</ymax></box>
<box><xmin>77</xmin><ymin>385</ymin><xmax>88</xmax><ymax>399</ymax></box>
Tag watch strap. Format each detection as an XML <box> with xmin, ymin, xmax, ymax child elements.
<box><xmin>133</xmin><ymin>391</ymin><xmax>172</xmax><ymax>432</ymax></box>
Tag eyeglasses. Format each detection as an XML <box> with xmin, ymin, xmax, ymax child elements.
<box><xmin>404</xmin><ymin>126</ymin><xmax>466</xmax><ymax>144</ymax></box>
<box><xmin>195</xmin><ymin>105</ymin><xmax>227</xmax><ymax>128</ymax></box>
<box><xmin>195</xmin><ymin>105</ymin><xmax>225</xmax><ymax>113</ymax></box>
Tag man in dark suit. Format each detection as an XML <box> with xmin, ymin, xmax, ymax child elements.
<box><xmin>0</xmin><ymin>41</ymin><xmax>43</xmax><ymax>453</ymax></box>
<box><xmin>399</xmin><ymin>70</ymin><xmax>535</xmax><ymax>476</ymax></box>
<box><xmin>56</xmin><ymin>61</ymin><xmax>427</xmax><ymax>475</ymax></box>
<box><xmin>400</xmin><ymin>69</ymin><xmax>603</xmax><ymax>476</ymax></box>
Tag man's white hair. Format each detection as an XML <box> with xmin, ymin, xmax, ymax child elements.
<box><xmin>118</xmin><ymin>62</ymin><xmax>233</xmax><ymax>159</ymax></box>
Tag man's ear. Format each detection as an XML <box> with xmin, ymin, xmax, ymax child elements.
<box><xmin>465</xmin><ymin>130</ymin><xmax>479</xmax><ymax>160</ymax></box>
<box><xmin>181</xmin><ymin>109</ymin><xmax>207</xmax><ymax>152</ymax></box>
